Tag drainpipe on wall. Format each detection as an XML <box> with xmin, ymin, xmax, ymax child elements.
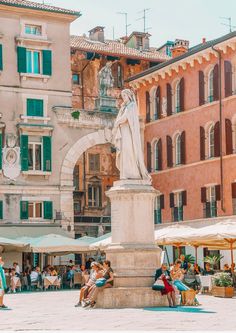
<box><xmin>211</xmin><ymin>45</ymin><xmax>225</xmax><ymax>212</ymax></box>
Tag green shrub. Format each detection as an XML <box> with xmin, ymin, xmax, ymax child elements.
<box><xmin>71</xmin><ymin>110</ymin><xmax>80</xmax><ymax>120</ymax></box>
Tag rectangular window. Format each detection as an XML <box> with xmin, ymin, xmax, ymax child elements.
<box><xmin>136</xmin><ymin>36</ymin><xmax>143</xmax><ymax>50</ymax></box>
<box><xmin>89</xmin><ymin>154</ymin><xmax>100</xmax><ymax>172</ymax></box>
<box><xmin>88</xmin><ymin>185</ymin><xmax>101</xmax><ymax>207</ymax></box>
<box><xmin>28</xmin><ymin>136</ymin><xmax>42</xmax><ymax>171</ymax></box>
<box><xmin>205</xmin><ymin>186</ymin><xmax>217</xmax><ymax>217</ymax></box>
<box><xmin>73</xmin><ymin>165</ymin><xmax>79</xmax><ymax>191</ymax></box>
<box><xmin>25</xmin><ymin>24</ymin><xmax>42</xmax><ymax>36</ymax></box>
<box><xmin>26</xmin><ymin>99</ymin><xmax>44</xmax><ymax>117</ymax></box>
<box><xmin>28</xmin><ymin>202</ymin><xmax>43</xmax><ymax>218</ymax></box>
<box><xmin>154</xmin><ymin>196</ymin><xmax>162</xmax><ymax>224</ymax></box>
<box><xmin>172</xmin><ymin>192</ymin><xmax>183</xmax><ymax>222</ymax></box>
<box><xmin>72</xmin><ymin>74</ymin><xmax>80</xmax><ymax>85</ymax></box>
<box><xmin>74</xmin><ymin>201</ymin><xmax>81</xmax><ymax>216</ymax></box>
<box><xmin>0</xmin><ymin>201</ymin><xmax>3</xmax><ymax>219</ymax></box>
<box><xmin>26</xmin><ymin>49</ymin><xmax>41</xmax><ymax>74</ymax></box>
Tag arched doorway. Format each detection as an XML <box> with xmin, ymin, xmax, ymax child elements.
<box><xmin>60</xmin><ymin>129</ymin><xmax>116</xmax><ymax>233</ymax></box>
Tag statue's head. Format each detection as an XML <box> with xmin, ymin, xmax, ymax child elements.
<box><xmin>121</xmin><ymin>89</ymin><xmax>135</xmax><ymax>104</ymax></box>
<box><xmin>106</xmin><ymin>61</ymin><xmax>113</xmax><ymax>68</ymax></box>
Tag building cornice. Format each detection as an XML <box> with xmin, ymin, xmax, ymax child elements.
<box><xmin>128</xmin><ymin>32</ymin><xmax>236</xmax><ymax>88</ymax></box>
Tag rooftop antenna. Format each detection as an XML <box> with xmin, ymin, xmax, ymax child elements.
<box><xmin>137</xmin><ymin>8</ymin><xmax>151</xmax><ymax>33</ymax></box>
<box><xmin>220</xmin><ymin>16</ymin><xmax>236</xmax><ymax>33</ymax></box>
<box><xmin>117</xmin><ymin>12</ymin><xmax>131</xmax><ymax>37</ymax></box>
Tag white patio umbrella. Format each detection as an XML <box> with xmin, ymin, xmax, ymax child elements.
<box><xmin>17</xmin><ymin>234</ymin><xmax>92</xmax><ymax>254</ymax></box>
<box><xmin>89</xmin><ymin>233</ymin><xmax>111</xmax><ymax>250</ymax></box>
<box><xmin>0</xmin><ymin>237</ymin><xmax>29</xmax><ymax>253</ymax></box>
<box><xmin>186</xmin><ymin>220</ymin><xmax>236</xmax><ymax>268</ymax></box>
<box><xmin>154</xmin><ymin>224</ymin><xmax>198</xmax><ymax>259</ymax></box>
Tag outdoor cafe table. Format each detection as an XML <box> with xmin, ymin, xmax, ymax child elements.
<box><xmin>12</xmin><ymin>276</ymin><xmax>21</xmax><ymax>290</ymax></box>
<box><xmin>43</xmin><ymin>276</ymin><xmax>60</xmax><ymax>289</ymax></box>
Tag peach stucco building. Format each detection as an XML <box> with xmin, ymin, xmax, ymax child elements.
<box><xmin>129</xmin><ymin>32</ymin><xmax>236</xmax><ymax>266</ymax></box>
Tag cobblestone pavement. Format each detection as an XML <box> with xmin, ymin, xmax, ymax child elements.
<box><xmin>0</xmin><ymin>290</ymin><xmax>236</xmax><ymax>331</ymax></box>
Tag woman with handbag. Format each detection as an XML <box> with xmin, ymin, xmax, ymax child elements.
<box><xmin>0</xmin><ymin>257</ymin><xmax>8</xmax><ymax>309</ymax></box>
<box><xmin>154</xmin><ymin>264</ymin><xmax>176</xmax><ymax>308</ymax></box>
<box><xmin>82</xmin><ymin>260</ymin><xmax>114</xmax><ymax>308</ymax></box>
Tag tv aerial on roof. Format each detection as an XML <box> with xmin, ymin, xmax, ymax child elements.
<box><xmin>220</xmin><ymin>17</ymin><xmax>236</xmax><ymax>33</ymax></box>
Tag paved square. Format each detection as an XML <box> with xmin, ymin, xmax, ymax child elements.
<box><xmin>0</xmin><ymin>290</ymin><xmax>236</xmax><ymax>331</ymax></box>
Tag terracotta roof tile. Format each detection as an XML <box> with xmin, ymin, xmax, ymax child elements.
<box><xmin>0</xmin><ymin>0</ymin><xmax>81</xmax><ymax>16</ymax></box>
<box><xmin>70</xmin><ymin>35</ymin><xmax>170</xmax><ymax>62</ymax></box>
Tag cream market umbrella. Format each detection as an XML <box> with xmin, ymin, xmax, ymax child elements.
<box><xmin>186</xmin><ymin>220</ymin><xmax>236</xmax><ymax>269</ymax></box>
<box><xmin>20</xmin><ymin>234</ymin><xmax>92</xmax><ymax>254</ymax></box>
<box><xmin>154</xmin><ymin>224</ymin><xmax>197</xmax><ymax>259</ymax></box>
<box><xmin>0</xmin><ymin>237</ymin><xmax>29</xmax><ymax>253</ymax></box>
<box><xmin>89</xmin><ymin>233</ymin><xmax>111</xmax><ymax>250</ymax></box>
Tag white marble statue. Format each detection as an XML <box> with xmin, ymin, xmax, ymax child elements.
<box><xmin>112</xmin><ymin>89</ymin><xmax>151</xmax><ymax>182</ymax></box>
<box><xmin>98</xmin><ymin>62</ymin><xmax>114</xmax><ymax>96</ymax></box>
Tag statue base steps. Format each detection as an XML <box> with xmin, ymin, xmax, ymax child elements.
<box><xmin>95</xmin><ymin>287</ymin><xmax>168</xmax><ymax>308</ymax></box>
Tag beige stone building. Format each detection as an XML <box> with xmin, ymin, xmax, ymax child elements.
<box><xmin>0</xmin><ymin>0</ymin><xmax>80</xmax><ymax>267</ymax></box>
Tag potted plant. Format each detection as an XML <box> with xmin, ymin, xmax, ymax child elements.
<box><xmin>204</xmin><ymin>254</ymin><xmax>223</xmax><ymax>270</ymax></box>
<box><xmin>212</xmin><ymin>272</ymin><xmax>234</xmax><ymax>298</ymax></box>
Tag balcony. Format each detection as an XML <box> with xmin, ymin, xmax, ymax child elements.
<box><xmin>53</xmin><ymin>107</ymin><xmax>116</xmax><ymax>130</ymax></box>
<box><xmin>74</xmin><ymin>215</ymin><xmax>111</xmax><ymax>224</ymax></box>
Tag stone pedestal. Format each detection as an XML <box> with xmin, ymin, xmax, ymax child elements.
<box><xmin>97</xmin><ymin>180</ymin><xmax>163</xmax><ymax>308</ymax></box>
<box><xmin>95</xmin><ymin>96</ymin><xmax>117</xmax><ymax>113</ymax></box>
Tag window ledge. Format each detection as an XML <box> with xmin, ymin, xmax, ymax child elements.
<box><xmin>22</xmin><ymin>171</ymin><xmax>51</xmax><ymax>176</ymax></box>
<box><xmin>20</xmin><ymin>115</ymin><xmax>50</xmax><ymax>124</ymax></box>
<box><xmin>20</xmin><ymin>73</ymin><xmax>50</xmax><ymax>82</ymax></box>
<box><xmin>16</xmin><ymin>36</ymin><xmax>53</xmax><ymax>46</ymax></box>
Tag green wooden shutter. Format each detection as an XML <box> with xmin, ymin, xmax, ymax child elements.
<box><xmin>42</xmin><ymin>50</ymin><xmax>52</xmax><ymax>75</ymax></box>
<box><xmin>44</xmin><ymin>201</ymin><xmax>53</xmax><ymax>219</ymax></box>
<box><xmin>0</xmin><ymin>133</ymin><xmax>2</xmax><ymax>170</ymax></box>
<box><xmin>0</xmin><ymin>45</ymin><xmax>3</xmax><ymax>71</ymax></box>
<box><xmin>20</xmin><ymin>135</ymin><xmax>29</xmax><ymax>171</ymax></box>
<box><xmin>43</xmin><ymin>136</ymin><xmax>52</xmax><ymax>172</ymax></box>
<box><xmin>17</xmin><ymin>46</ymin><xmax>27</xmax><ymax>73</ymax></box>
<box><xmin>20</xmin><ymin>201</ymin><xmax>28</xmax><ymax>220</ymax></box>
<box><xmin>27</xmin><ymin>99</ymin><xmax>43</xmax><ymax>117</ymax></box>
<box><xmin>0</xmin><ymin>201</ymin><xmax>3</xmax><ymax>219</ymax></box>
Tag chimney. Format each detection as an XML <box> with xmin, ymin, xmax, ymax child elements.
<box><xmin>89</xmin><ymin>26</ymin><xmax>105</xmax><ymax>43</ymax></box>
<box><xmin>171</xmin><ymin>39</ymin><xmax>189</xmax><ymax>58</ymax></box>
<box><xmin>202</xmin><ymin>37</ymin><xmax>206</xmax><ymax>44</ymax></box>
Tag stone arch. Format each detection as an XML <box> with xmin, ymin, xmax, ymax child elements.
<box><xmin>60</xmin><ymin>129</ymin><xmax>112</xmax><ymax>230</ymax></box>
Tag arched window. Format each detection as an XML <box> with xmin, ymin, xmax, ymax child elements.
<box><xmin>175</xmin><ymin>134</ymin><xmax>181</xmax><ymax>165</ymax></box>
<box><xmin>152</xmin><ymin>139</ymin><xmax>162</xmax><ymax>171</ymax></box>
<box><xmin>208</xmin><ymin>69</ymin><xmax>214</xmax><ymax>103</ymax></box>
<box><xmin>175</xmin><ymin>81</ymin><xmax>181</xmax><ymax>113</ymax></box>
<box><xmin>154</xmin><ymin>141</ymin><xmax>159</xmax><ymax>171</ymax></box>
<box><xmin>208</xmin><ymin>124</ymin><xmax>215</xmax><ymax>158</ymax></box>
<box><xmin>154</xmin><ymin>86</ymin><xmax>161</xmax><ymax>120</ymax></box>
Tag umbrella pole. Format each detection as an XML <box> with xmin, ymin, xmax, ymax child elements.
<box><xmin>178</xmin><ymin>246</ymin><xmax>181</xmax><ymax>258</ymax></box>
<box><xmin>194</xmin><ymin>246</ymin><xmax>198</xmax><ymax>264</ymax></box>
<box><xmin>230</xmin><ymin>242</ymin><xmax>234</xmax><ymax>273</ymax></box>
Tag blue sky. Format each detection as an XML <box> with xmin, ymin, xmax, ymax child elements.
<box><xmin>43</xmin><ymin>0</ymin><xmax>236</xmax><ymax>47</ymax></box>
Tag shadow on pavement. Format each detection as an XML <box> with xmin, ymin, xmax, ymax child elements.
<box><xmin>144</xmin><ymin>307</ymin><xmax>216</xmax><ymax>314</ymax></box>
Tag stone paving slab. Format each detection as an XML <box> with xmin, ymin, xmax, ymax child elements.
<box><xmin>0</xmin><ymin>290</ymin><xmax>236</xmax><ymax>331</ymax></box>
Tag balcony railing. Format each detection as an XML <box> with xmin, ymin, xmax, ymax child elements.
<box><xmin>53</xmin><ymin>107</ymin><xmax>116</xmax><ymax>129</ymax></box>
